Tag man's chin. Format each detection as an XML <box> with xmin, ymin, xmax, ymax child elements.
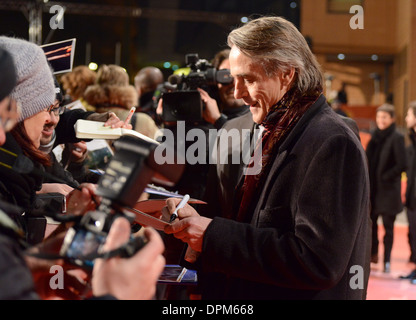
<box><xmin>249</xmin><ymin>110</ymin><xmax>262</xmax><ymax>124</ymax></box>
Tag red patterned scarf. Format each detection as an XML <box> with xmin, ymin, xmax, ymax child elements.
<box><xmin>236</xmin><ymin>85</ymin><xmax>323</xmax><ymax>222</ymax></box>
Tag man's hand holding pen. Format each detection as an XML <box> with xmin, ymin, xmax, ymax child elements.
<box><xmin>163</xmin><ymin>197</ymin><xmax>212</xmax><ymax>253</ymax></box>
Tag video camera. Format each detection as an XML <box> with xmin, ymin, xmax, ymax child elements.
<box><xmin>162</xmin><ymin>53</ymin><xmax>233</xmax><ymax>123</ymax></box>
<box><xmin>59</xmin><ymin>135</ymin><xmax>184</xmax><ymax>269</ymax></box>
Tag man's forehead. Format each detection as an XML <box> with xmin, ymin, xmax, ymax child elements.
<box><xmin>229</xmin><ymin>46</ymin><xmax>241</xmax><ymax>59</ymax></box>
<box><xmin>229</xmin><ymin>47</ymin><xmax>252</xmax><ymax>75</ymax></box>
<box><xmin>229</xmin><ymin>53</ymin><xmax>266</xmax><ymax>81</ymax></box>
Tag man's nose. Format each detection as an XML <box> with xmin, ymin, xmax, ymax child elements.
<box><xmin>234</xmin><ymin>82</ymin><xmax>246</xmax><ymax>100</ymax></box>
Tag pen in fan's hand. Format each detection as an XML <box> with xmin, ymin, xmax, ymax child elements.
<box><xmin>169</xmin><ymin>194</ymin><xmax>190</xmax><ymax>223</ymax></box>
<box><xmin>124</xmin><ymin>106</ymin><xmax>136</xmax><ymax>126</ymax></box>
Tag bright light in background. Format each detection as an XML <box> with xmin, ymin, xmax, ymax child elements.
<box><xmin>172</xmin><ymin>65</ymin><xmax>179</xmax><ymax>71</ymax></box>
<box><xmin>241</xmin><ymin>16</ymin><xmax>248</xmax><ymax>23</ymax></box>
<box><xmin>174</xmin><ymin>68</ymin><xmax>190</xmax><ymax>76</ymax></box>
<box><xmin>163</xmin><ymin>62</ymin><xmax>171</xmax><ymax>69</ymax></box>
<box><xmin>337</xmin><ymin>53</ymin><xmax>346</xmax><ymax>61</ymax></box>
<box><xmin>88</xmin><ymin>62</ymin><xmax>98</xmax><ymax>71</ymax></box>
<box><xmin>290</xmin><ymin>2</ymin><xmax>297</xmax><ymax>9</ymax></box>
<box><xmin>371</xmin><ymin>54</ymin><xmax>379</xmax><ymax>61</ymax></box>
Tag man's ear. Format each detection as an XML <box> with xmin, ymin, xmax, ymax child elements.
<box><xmin>281</xmin><ymin>67</ymin><xmax>296</xmax><ymax>87</ymax></box>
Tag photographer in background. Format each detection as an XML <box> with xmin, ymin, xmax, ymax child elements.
<box><xmin>156</xmin><ymin>51</ymin><xmax>248</xmax><ymax>200</ymax></box>
<box><xmin>156</xmin><ymin>55</ymin><xmax>221</xmax><ymax>201</ymax></box>
<box><xmin>0</xmin><ymin>43</ymin><xmax>165</xmax><ymax>300</ymax></box>
<box><xmin>199</xmin><ymin>49</ymin><xmax>249</xmax><ymax>129</ymax></box>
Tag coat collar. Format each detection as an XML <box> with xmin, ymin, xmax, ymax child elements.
<box><xmin>277</xmin><ymin>94</ymin><xmax>327</xmax><ymax>153</ymax></box>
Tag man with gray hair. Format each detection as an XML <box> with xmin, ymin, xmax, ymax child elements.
<box><xmin>163</xmin><ymin>16</ymin><xmax>371</xmax><ymax>300</ymax></box>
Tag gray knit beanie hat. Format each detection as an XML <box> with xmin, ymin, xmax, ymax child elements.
<box><xmin>0</xmin><ymin>36</ymin><xmax>55</xmax><ymax>122</ymax></box>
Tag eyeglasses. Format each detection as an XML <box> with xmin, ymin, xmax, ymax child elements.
<box><xmin>47</xmin><ymin>102</ymin><xmax>65</xmax><ymax>116</ymax></box>
<box><xmin>0</xmin><ymin>98</ymin><xmax>20</xmax><ymax>132</ymax></box>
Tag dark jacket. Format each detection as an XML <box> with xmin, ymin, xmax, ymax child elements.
<box><xmin>366</xmin><ymin>124</ymin><xmax>407</xmax><ymax>215</ymax></box>
<box><xmin>0</xmin><ymin>203</ymin><xmax>39</xmax><ymax>300</ymax></box>
<box><xmin>0</xmin><ymin>133</ymin><xmax>44</xmax><ymax>213</ymax></box>
<box><xmin>55</xmin><ymin>109</ymin><xmax>94</xmax><ymax>146</ymax></box>
<box><xmin>0</xmin><ymin>232</ymin><xmax>38</xmax><ymax>300</ymax></box>
<box><xmin>195</xmin><ymin>95</ymin><xmax>371</xmax><ymax>300</ymax></box>
<box><xmin>202</xmin><ymin>111</ymin><xmax>360</xmax><ymax>219</ymax></box>
<box><xmin>45</xmin><ymin>152</ymin><xmax>80</xmax><ymax>188</ymax></box>
<box><xmin>0</xmin><ymin>133</ymin><xmax>50</xmax><ymax>244</ymax></box>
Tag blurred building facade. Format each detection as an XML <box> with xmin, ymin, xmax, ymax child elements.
<box><xmin>301</xmin><ymin>0</ymin><xmax>416</xmax><ymax>127</ymax></box>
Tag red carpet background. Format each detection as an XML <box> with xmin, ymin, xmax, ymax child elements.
<box><xmin>367</xmin><ymin>222</ymin><xmax>416</xmax><ymax>300</ymax></box>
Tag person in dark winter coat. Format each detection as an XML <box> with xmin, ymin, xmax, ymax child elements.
<box><xmin>163</xmin><ymin>16</ymin><xmax>371</xmax><ymax>300</ymax></box>
<box><xmin>401</xmin><ymin>102</ymin><xmax>416</xmax><ymax>281</ymax></box>
<box><xmin>0</xmin><ymin>37</ymin><xmax>99</xmax><ymax>244</ymax></box>
<box><xmin>366</xmin><ymin>103</ymin><xmax>407</xmax><ymax>273</ymax></box>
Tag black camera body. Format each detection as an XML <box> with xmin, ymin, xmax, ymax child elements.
<box><xmin>59</xmin><ymin>210</ymin><xmax>115</xmax><ymax>268</ymax></box>
<box><xmin>162</xmin><ymin>53</ymin><xmax>233</xmax><ymax>123</ymax></box>
<box><xmin>60</xmin><ymin>135</ymin><xmax>184</xmax><ymax>268</ymax></box>
<box><xmin>173</xmin><ymin>53</ymin><xmax>232</xmax><ymax>90</ymax></box>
